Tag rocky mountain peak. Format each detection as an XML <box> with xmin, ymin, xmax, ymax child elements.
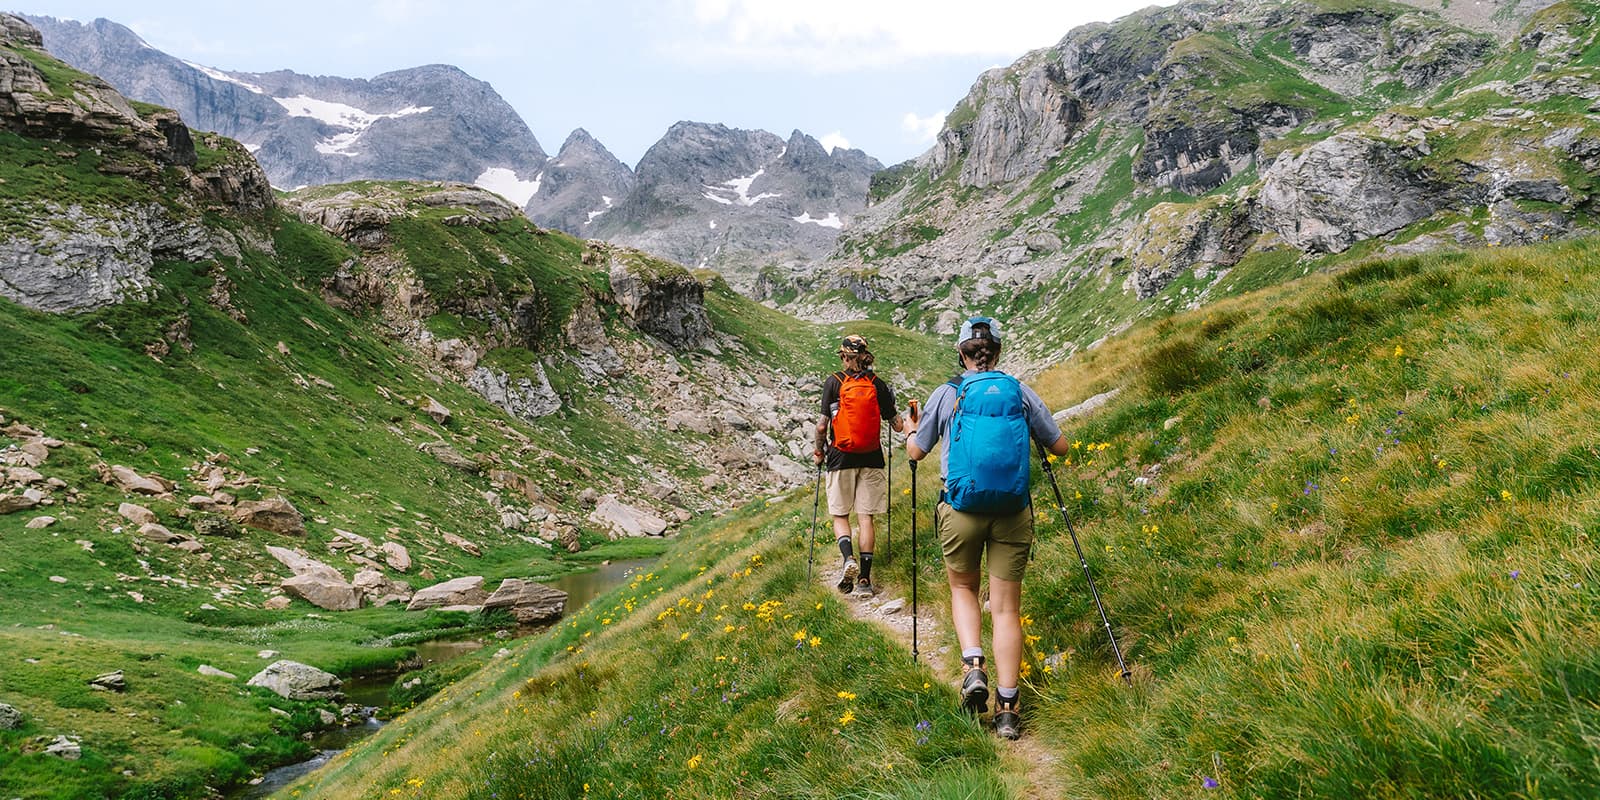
<box><xmin>523</xmin><ymin>128</ymin><xmax>636</xmax><ymax>236</ymax></box>
<box><xmin>26</xmin><ymin>15</ymin><xmax>548</xmax><ymax>193</ymax></box>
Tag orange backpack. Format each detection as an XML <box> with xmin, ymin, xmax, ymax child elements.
<box><xmin>831</xmin><ymin>372</ymin><xmax>882</xmax><ymax>453</ymax></box>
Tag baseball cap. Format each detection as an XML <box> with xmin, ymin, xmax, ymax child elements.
<box><xmin>957</xmin><ymin>316</ymin><xmax>1003</xmax><ymax>346</ymax></box>
<box><xmin>838</xmin><ymin>334</ymin><xmax>869</xmax><ymax>354</ymax></box>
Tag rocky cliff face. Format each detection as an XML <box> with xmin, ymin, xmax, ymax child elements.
<box><xmin>287</xmin><ymin>182</ymin><xmax>817</xmax><ymax>504</ymax></box>
<box><xmin>803</xmin><ymin>0</ymin><xmax>1600</xmax><ymax>364</ymax></box>
<box><xmin>24</xmin><ymin>15</ymin><xmax>547</xmax><ymax>194</ymax></box>
<box><xmin>590</xmin><ymin>123</ymin><xmax>882</xmax><ymax>292</ymax></box>
<box><xmin>0</xmin><ymin>14</ymin><xmax>272</xmax><ymax>314</ymax></box>
<box><xmin>523</xmin><ymin>128</ymin><xmax>637</xmax><ymax>236</ymax></box>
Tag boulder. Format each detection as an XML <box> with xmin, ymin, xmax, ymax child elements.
<box><xmin>442</xmin><ymin>531</ymin><xmax>482</xmax><ymax>556</ymax></box>
<box><xmin>588</xmin><ymin>495</ymin><xmax>669</xmax><ymax>538</ymax></box>
<box><xmin>421</xmin><ymin>396</ymin><xmax>452</xmax><ymax>425</ymax></box>
<box><xmin>418</xmin><ymin>441</ymin><xmax>480</xmax><ymax>473</ymax></box>
<box><xmin>24</xmin><ymin>515</ymin><xmax>55</xmax><ymax>529</ymax></box>
<box><xmin>381</xmin><ymin>541</ymin><xmax>412</xmax><ymax>572</ymax></box>
<box><xmin>483</xmin><ymin>579</ymin><xmax>568</xmax><ymax>625</ymax></box>
<box><xmin>107</xmin><ymin>465</ymin><xmax>171</xmax><ymax>495</ymax></box>
<box><xmin>246</xmin><ymin>660</ymin><xmax>343</xmax><ymax>701</ymax></box>
<box><xmin>0</xmin><ymin>492</ymin><xmax>39</xmax><ymax>514</ymax></box>
<box><xmin>353</xmin><ymin>569</ymin><xmax>412</xmax><ymax>607</ymax></box>
<box><xmin>88</xmin><ymin>670</ymin><xmax>126</xmax><ymax>692</ymax></box>
<box><xmin>5</xmin><ymin>466</ymin><xmax>43</xmax><ymax>484</ymax></box>
<box><xmin>265</xmin><ymin>546</ymin><xmax>343</xmax><ymax>580</ymax></box>
<box><xmin>43</xmin><ymin>735</ymin><xmax>80</xmax><ymax>760</ymax></box>
<box><xmin>191</xmin><ymin>513</ymin><xmax>241</xmax><ymax>538</ymax></box>
<box><xmin>117</xmin><ymin>503</ymin><xmax>157</xmax><ymax>525</ymax></box>
<box><xmin>174</xmin><ymin>539</ymin><xmax>206</xmax><ymax>554</ymax></box>
<box><xmin>197</xmin><ymin>665</ymin><xmax>236</xmax><ymax>680</ymax></box>
<box><xmin>0</xmin><ymin>702</ymin><xmax>22</xmax><ymax>730</ymax></box>
<box><xmin>406</xmin><ymin>576</ymin><xmax>488</xmax><ymax>611</ymax></box>
<box><xmin>231</xmin><ymin>497</ymin><xmax>305</xmax><ymax>536</ymax></box>
<box><xmin>281</xmin><ymin>573</ymin><xmax>361</xmax><ymax>611</ymax></box>
<box><xmin>262</xmin><ymin>596</ymin><xmax>292</xmax><ymax>610</ymax></box>
<box><xmin>137</xmin><ymin>523</ymin><xmax>187</xmax><ymax>544</ymax></box>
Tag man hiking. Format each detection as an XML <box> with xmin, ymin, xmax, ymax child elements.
<box><xmin>814</xmin><ymin>334</ymin><xmax>908</xmax><ymax>598</ymax></box>
<box><xmin>905</xmin><ymin>316</ymin><xmax>1071</xmax><ymax>740</ymax></box>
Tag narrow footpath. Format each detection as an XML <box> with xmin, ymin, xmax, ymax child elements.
<box><xmin>818</xmin><ymin>558</ymin><xmax>1069</xmax><ymax>800</ymax></box>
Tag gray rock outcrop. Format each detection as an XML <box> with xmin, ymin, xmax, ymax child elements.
<box><xmin>607</xmin><ymin>251</ymin><xmax>711</xmax><ymax>349</ymax></box>
<box><xmin>247</xmin><ymin>660</ymin><xmax>343</xmax><ymax>701</ymax></box>
<box><xmin>406</xmin><ymin>576</ymin><xmax>488</xmax><ymax>611</ymax></box>
<box><xmin>231</xmin><ymin>498</ymin><xmax>305</xmax><ymax>536</ymax></box>
<box><xmin>0</xmin><ymin>702</ymin><xmax>22</xmax><ymax>730</ymax></box>
<box><xmin>482</xmin><ymin>578</ymin><xmax>568</xmax><ymax>624</ymax></box>
<box><xmin>465</xmin><ymin>366</ymin><xmax>561</xmax><ymax>420</ymax></box>
<box><xmin>588</xmin><ymin>495</ymin><xmax>669</xmax><ymax>538</ymax></box>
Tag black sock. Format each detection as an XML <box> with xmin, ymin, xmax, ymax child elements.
<box><xmin>963</xmin><ymin>654</ymin><xmax>985</xmax><ymax>669</ymax></box>
<box><xmin>997</xmin><ymin>687</ymin><xmax>1019</xmax><ymax>708</ymax></box>
<box><xmin>838</xmin><ymin>537</ymin><xmax>853</xmax><ymax>560</ymax></box>
<box><xmin>859</xmin><ymin>552</ymin><xmax>873</xmax><ymax>582</ymax></box>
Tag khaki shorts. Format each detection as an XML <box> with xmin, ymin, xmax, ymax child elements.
<box><xmin>936</xmin><ymin>501</ymin><xmax>1033</xmax><ymax>582</ymax></box>
<box><xmin>825</xmin><ymin>467</ymin><xmax>888</xmax><ymax>516</ymax></box>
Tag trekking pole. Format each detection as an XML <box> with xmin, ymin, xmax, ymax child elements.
<box><xmin>1037</xmin><ymin>441</ymin><xmax>1133</xmax><ymax>685</ymax></box>
<box><xmin>884</xmin><ymin>424</ymin><xmax>892</xmax><ymax>567</ymax></box>
<box><xmin>808</xmin><ymin>461</ymin><xmax>822</xmax><ymax>582</ymax></box>
<box><xmin>909</xmin><ymin>456</ymin><xmax>919</xmax><ymax>663</ymax></box>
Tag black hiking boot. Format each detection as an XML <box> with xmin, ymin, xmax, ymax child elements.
<box><xmin>837</xmin><ymin>557</ymin><xmax>859</xmax><ymax>593</ymax></box>
<box><xmin>851</xmin><ymin>579</ymin><xmax>876</xmax><ymax>599</ymax></box>
<box><xmin>994</xmin><ymin>698</ymin><xmax>1022</xmax><ymax>740</ymax></box>
<box><xmin>960</xmin><ymin>664</ymin><xmax>989</xmax><ymax>715</ymax></box>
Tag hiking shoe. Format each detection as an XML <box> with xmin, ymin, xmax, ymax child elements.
<box><xmin>837</xmin><ymin>557</ymin><xmax>859</xmax><ymax>593</ymax></box>
<box><xmin>959</xmin><ymin>666</ymin><xmax>989</xmax><ymax>715</ymax></box>
<box><xmin>851</xmin><ymin>579</ymin><xmax>876</xmax><ymax>599</ymax></box>
<box><xmin>994</xmin><ymin>705</ymin><xmax>1022</xmax><ymax>740</ymax></box>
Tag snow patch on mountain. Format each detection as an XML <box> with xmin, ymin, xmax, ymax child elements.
<box><xmin>182</xmin><ymin>61</ymin><xmax>265</xmax><ymax>94</ymax></box>
<box><xmin>584</xmin><ymin>195</ymin><xmax>615</xmax><ymax>225</ymax></box>
<box><xmin>718</xmin><ymin>167</ymin><xmax>782</xmax><ymax>206</ymax></box>
<box><xmin>793</xmin><ymin>211</ymin><xmax>843</xmax><ymax>229</ymax></box>
<box><xmin>273</xmin><ymin>96</ymin><xmax>433</xmax><ymax>157</ymax></box>
<box><xmin>475</xmin><ymin>167</ymin><xmax>543</xmax><ymax>206</ymax></box>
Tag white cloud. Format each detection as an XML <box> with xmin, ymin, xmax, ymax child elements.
<box><xmin>668</xmin><ymin>0</ymin><xmax>1178</xmax><ymax>71</ymax></box>
<box><xmin>902</xmin><ymin>111</ymin><xmax>946</xmax><ymax>142</ymax></box>
<box><xmin>819</xmin><ymin>131</ymin><xmax>851</xmax><ymax>153</ymax></box>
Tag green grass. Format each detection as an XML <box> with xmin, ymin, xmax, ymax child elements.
<box><xmin>280</xmin><ymin>491</ymin><xmax>1004</xmax><ymax>800</ymax></box>
<box><xmin>1022</xmin><ymin>236</ymin><xmax>1600</xmax><ymax>798</ymax></box>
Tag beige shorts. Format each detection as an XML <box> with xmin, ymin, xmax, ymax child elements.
<box><xmin>936</xmin><ymin>501</ymin><xmax>1033</xmax><ymax>582</ymax></box>
<box><xmin>825</xmin><ymin>467</ymin><xmax>888</xmax><ymax>516</ymax></box>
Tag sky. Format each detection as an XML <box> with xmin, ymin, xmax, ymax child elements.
<box><xmin>17</xmin><ymin>0</ymin><xmax>1178</xmax><ymax>169</ymax></box>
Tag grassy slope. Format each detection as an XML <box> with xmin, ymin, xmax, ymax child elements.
<box><xmin>1026</xmin><ymin>237</ymin><xmax>1600</xmax><ymax>797</ymax></box>
<box><xmin>0</xmin><ymin>154</ymin><xmax>948</xmax><ymax>798</ymax></box>
<box><xmin>293</xmin><ymin>236</ymin><xmax>1600</xmax><ymax>799</ymax></box>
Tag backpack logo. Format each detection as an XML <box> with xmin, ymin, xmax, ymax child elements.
<box><xmin>832</xmin><ymin>372</ymin><xmax>881</xmax><ymax>454</ymax></box>
<box><xmin>945</xmin><ymin>372</ymin><xmax>1030</xmax><ymax>514</ymax></box>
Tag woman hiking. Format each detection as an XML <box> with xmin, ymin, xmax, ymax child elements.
<box><xmin>814</xmin><ymin>334</ymin><xmax>908</xmax><ymax>598</ymax></box>
<box><xmin>905</xmin><ymin>316</ymin><xmax>1071</xmax><ymax>740</ymax></box>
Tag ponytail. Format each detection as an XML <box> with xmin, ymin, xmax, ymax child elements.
<box><xmin>959</xmin><ymin>339</ymin><xmax>1000</xmax><ymax>371</ymax></box>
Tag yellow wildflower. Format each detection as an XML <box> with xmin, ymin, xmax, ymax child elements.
<box><xmin>838</xmin><ymin>709</ymin><xmax>856</xmax><ymax>725</ymax></box>
<box><xmin>687</xmin><ymin>753</ymin><xmax>703</xmax><ymax>769</ymax></box>
<box><xmin>837</xmin><ymin>690</ymin><xmax>857</xmax><ymax>700</ymax></box>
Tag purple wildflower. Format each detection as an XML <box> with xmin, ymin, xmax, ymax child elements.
<box><xmin>915</xmin><ymin>720</ymin><xmax>932</xmax><ymax>732</ymax></box>
<box><xmin>1510</xmin><ymin>570</ymin><xmax>1521</xmax><ymax>579</ymax></box>
<box><xmin>1203</xmin><ymin>776</ymin><xmax>1220</xmax><ymax>789</ymax></box>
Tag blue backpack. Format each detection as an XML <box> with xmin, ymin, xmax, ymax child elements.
<box><xmin>945</xmin><ymin>371</ymin><xmax>1032</xmax><ymax>514</ymax></box>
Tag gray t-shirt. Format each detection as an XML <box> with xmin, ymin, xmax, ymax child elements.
<box><xmin>910</xmin><ymin>370</ymin><xmax>1063</xmax><ymax>476</ymax></box>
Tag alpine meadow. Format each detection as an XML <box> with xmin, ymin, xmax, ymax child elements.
<box><xmin>3</xmin><ymin>2</ymin><xmax>1600</xmax><ymax>799</ymax></box>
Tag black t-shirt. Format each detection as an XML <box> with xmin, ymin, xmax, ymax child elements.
<box><xmin>820</xmin><ymin>370</ymin><xmax>897</xmax><ymax>471</ymax></box>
